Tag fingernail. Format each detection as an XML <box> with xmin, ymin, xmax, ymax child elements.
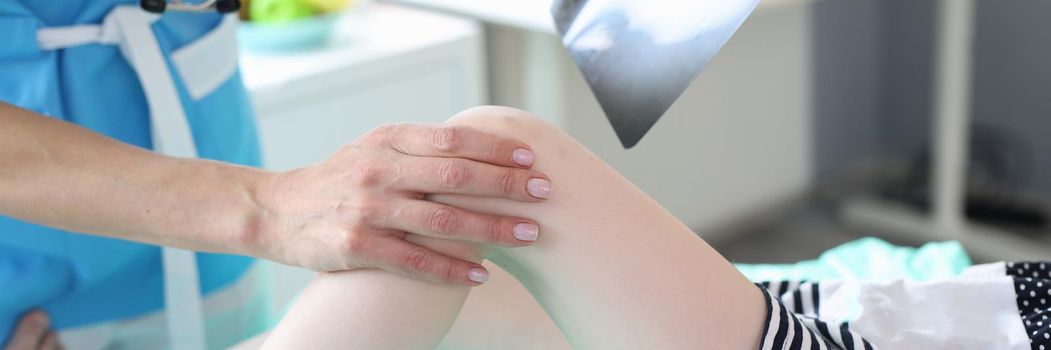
<box><xmin>527</xmin><ymin>178</ymin><xmax>552</xmax><ymax>199</ymax></box>
<box><xmin>467</xmin><ymin>267</ymin><xmax>489</xmax><ymax>284</ymax></box>
<box><xmin>513</xmin><ymin>223</ymin><xmax>539</xmax><ymax>242</ymax></box>
<box><xmin>512</xmin><ymin>148</ymin><xmax>535</xmax><ymax>167</ymax></box>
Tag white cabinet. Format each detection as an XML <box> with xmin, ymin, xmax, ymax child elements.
<box><xmin>242</xmin><ymin>4</ymin><xmax>486</xmax><ymax>171</ymax></box>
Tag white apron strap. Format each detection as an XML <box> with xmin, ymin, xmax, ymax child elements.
<box><xmin>37</xmin><ymin>6</ymin><xmax>210</xmax><ymax>349</ymax></box>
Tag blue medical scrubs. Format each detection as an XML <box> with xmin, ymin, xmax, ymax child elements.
<box><xmin>0</xmin><ymin>1</ymin><xmax>261</xmax><ymax>344</ymax></box>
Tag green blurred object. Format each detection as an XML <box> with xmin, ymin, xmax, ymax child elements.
<box><xmin>250</xmin><ymin>0</ymin><xmax>317</xmax><ymax>23</ymax></box>
<box><xmin>239</xmin><ymin>14</ymin><xmax>338</xmax><ymax>53</ymax></box>
<box><xmin>306</xmin><ymin>0</ymin><xmax>351</xmax><ymax>13</ymax></box>
<box><xmin>734</xmin><ymin>237</ymin><xmax>972</xmax><ymax>282</ymax></box>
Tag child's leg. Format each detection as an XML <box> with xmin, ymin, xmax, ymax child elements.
<box><xmin>437</xmin><ymin>261</ymin><xmax>571</xmax><ymax>350</ymax></box>
<box><xmin>260</xmin><ymin>235</ymin><xmax>482</xmax><ymax>349</ymax></box>
<box><xmin>263</xmin><ymin>106</ymin><xmax>765</xmax><ymax>349</ymax></box>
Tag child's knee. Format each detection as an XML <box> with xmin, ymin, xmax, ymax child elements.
<box><xmin>446</xmin><ymin>106</ymin><xmax>559</xmax><ymax>142</ymax></box>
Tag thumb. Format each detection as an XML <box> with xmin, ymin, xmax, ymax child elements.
<box><xmin>4</xmin><ymin>310</ymin><xmax>50</xmax><ymax>350</ymax></box>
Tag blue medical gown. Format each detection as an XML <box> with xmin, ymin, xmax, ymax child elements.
<box><xmin>0</xmin><ymin>1</ymin><xmax>262</xmax><ymax>344</ymax></box>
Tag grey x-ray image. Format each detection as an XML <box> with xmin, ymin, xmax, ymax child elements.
<box><xmin>552</xmin><ymin>0</ymin><xmax>759</xmax><ymax>148</ymax></box>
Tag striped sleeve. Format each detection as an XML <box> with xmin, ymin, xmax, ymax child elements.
<box><xmin>755</xmin><ymin>283</ymin><xmax>875</xmax><ymax>350</ymax></box>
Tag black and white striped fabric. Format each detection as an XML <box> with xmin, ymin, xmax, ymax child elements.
<box><xmin>756</xmin><ymin>283</ymin><xmax>872</xmax><ymax>350</ymax></box>
<box><xmin>755</xmin><ymin>261</ymin><xmax>1051</xmax><ymax>350</ymax></box>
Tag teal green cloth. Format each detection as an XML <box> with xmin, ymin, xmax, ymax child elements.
<box><xmin>734</xmin><ymin>237</ymin><xmax>972</xmax><ymax>282</ymax></box>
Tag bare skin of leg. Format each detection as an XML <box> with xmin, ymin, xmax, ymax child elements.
<box><xmin>437</xmin><ymin>260</ymin><xmax>571</xmax><ymax>350</ymax></box>
<box><xmin>261</xmin><ymin>106</ymin><xmax>765</xmax><ymax>349</ymax></box>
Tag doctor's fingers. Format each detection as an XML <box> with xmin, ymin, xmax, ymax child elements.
<box><xmin>380</xmin><ymin>199</ymin><xmax>539</xmax><ymax>246</ymax></box>
<box><xmin>368</xmin><ymin>237</ymin><xmax>489</xmax><ymax>286</ymax></box>
<box><xmin>394</xmin><ymin>157</ymin><xmax>552</xmax><ymax>202</ymax></box>
<box><xmin>4</xmin><ymin>310</ymin><xmax>58</xmax><ymax>350</ymax></box>
<box><xmin>363</xmin><ymin>123</ymin><xmax>536</xmax><ymax>168</ymax></box>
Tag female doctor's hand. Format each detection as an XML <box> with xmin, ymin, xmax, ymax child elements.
<box><xmin>4</xmin><ymin>311</ymin><xmax>60</xmax><ymax>350</ymax></box>
<box><xmin>250</xmin><ymin>123</ymin><xmax>552</xmax><ymax>285</ymax></box>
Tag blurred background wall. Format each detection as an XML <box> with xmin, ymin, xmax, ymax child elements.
<box><xmin>813</xmin><ymin>0</ymin><xmax>1051</xmax><ymax>198</ymax></box>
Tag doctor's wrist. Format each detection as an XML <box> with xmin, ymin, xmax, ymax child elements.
<box><xmin>217</xmin><ymin>164</ymin><xmax>280</xmax><ymax>259</ymax></box>
<box><xmin>234</xmin><ymin>166</ymin><xmax>322</xmax><ymax>267</ymax></box>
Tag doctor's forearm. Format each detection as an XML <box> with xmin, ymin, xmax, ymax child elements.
<box><xmin>0</xmin><ymin>102</ymin><xmax>269</xmax><ymax>254</ymax></box>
